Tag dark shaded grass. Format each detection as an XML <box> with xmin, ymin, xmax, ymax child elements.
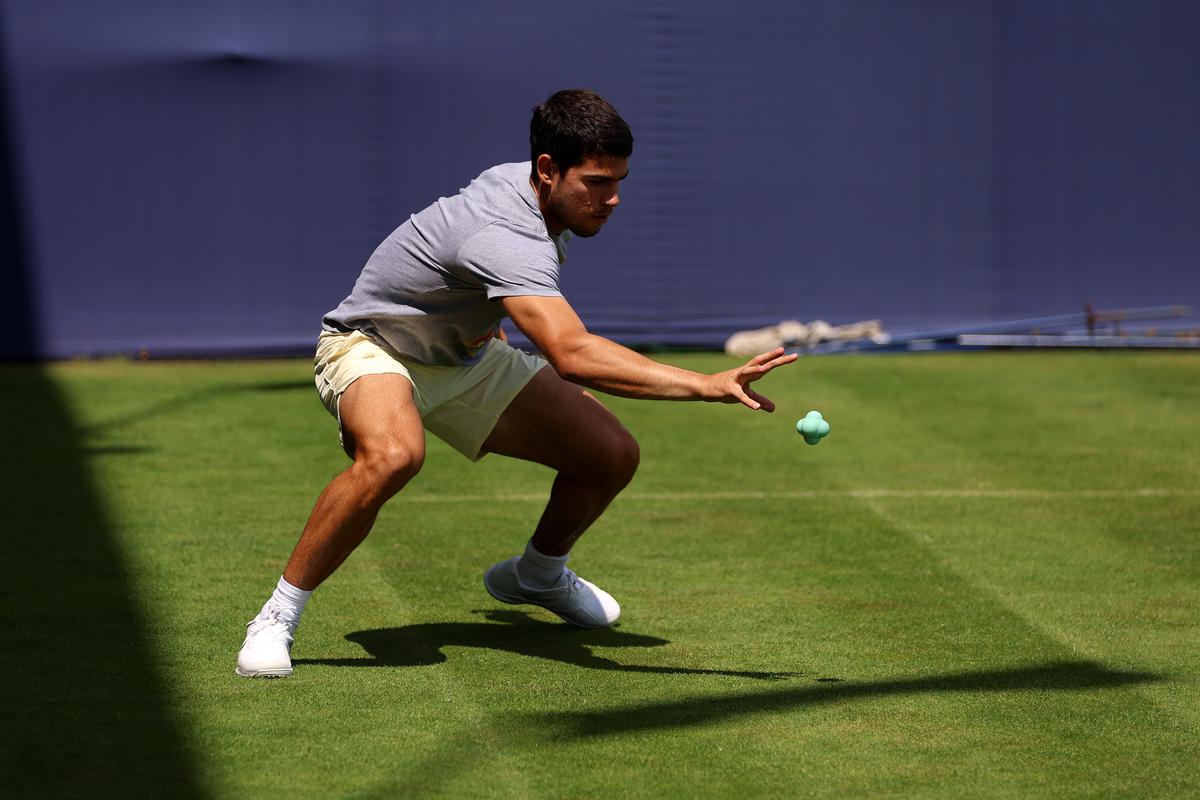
<box><xmin>0</xmin><ymin>365</ymin><xmax>204</xmax><ymax>798</ymax></box>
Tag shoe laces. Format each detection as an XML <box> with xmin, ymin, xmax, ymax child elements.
<box><xmin>248</xmin><ymin>605</ymin><xmax>297</xmax><ymax>642</ymax></box>
<box><xmin>561</xmin><ymin>568</ymin><xmax>585</xmax><ymax>593</ymax></box>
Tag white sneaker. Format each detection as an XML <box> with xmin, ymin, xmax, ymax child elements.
<box><xmin>235</xmin><ymin>605</ymin><xmax>296</xmax><ymax>678</ymax></box>
<box><xmin>484</xmin><ymin>557</ymin><xmax>621</xmax><ymax>628</ymax></box>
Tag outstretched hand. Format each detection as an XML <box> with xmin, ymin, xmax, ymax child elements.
<box><xmin>705</xmin><ymin>347</ymin><xmax>798</xmax><ymax>411</ymax></box>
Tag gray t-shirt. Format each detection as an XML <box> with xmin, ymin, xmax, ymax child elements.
<box><xmin>323</xmin><ymin>161</ymin><xmax>570</xmax><ymax>365</ymax></box>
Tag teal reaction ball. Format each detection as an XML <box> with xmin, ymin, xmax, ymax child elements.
<box><xmin>796</xmin><ymin>410</ymin><xmax>831</xmax><ymax>445</ymax></box>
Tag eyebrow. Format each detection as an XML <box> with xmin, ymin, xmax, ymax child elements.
<box><xmin>582</xmin><ymin>171</ymin><xmax>630</xmax><ymax>181</ymax></box>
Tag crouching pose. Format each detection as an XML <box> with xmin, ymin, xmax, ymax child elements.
<box><xmin>237</xmin><ymin>88</ymin><xmax>795</xmax><ymax>677</ymax></box>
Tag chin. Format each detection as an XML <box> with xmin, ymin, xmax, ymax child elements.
<box><xmin>569</xmin><ymin>220</ymin><xmax>607</xmax><ymax>238</ymax></box>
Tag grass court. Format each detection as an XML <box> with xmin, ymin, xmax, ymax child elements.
<box><xmin>5</xmin><ymin>351</ymin><xmax>1198</xmax><ymax>798</ymax></box>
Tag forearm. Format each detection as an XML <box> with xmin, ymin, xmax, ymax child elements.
<box><xmin>551</xmin><ymin>333</ymin><xmax>708</xmax><ymax>400</ymax></box>
<box><xmin>501</xmin><ymin>295</ymin><xmax>786</xmax><ymax>407</ymax></box>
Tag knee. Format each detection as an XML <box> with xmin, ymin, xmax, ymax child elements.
<box><xmin>354</xmin><ymin>442</ymin><xmax>424</xmax><ymax>499</ymax></box>
<box><xmin>592</xmin><ymin>430</ymin><xmax>640</xmax><ymax>491</ymax></box>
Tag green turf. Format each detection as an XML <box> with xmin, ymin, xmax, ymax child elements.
<box><xmin>3</xmin><ymin>352</ymin><xmax>1198</xmax><ymax>798</ymax></box>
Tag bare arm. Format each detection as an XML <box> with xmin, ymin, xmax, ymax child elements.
<box><xmin>501</xmin><ymin>295</ymin><xmax>796</xmax><ymax>411</ymax></box>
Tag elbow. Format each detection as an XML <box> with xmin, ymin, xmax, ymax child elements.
<box><xmin>550</xmin><ymin>351</ymin><xmax>590</xmax><ymax>385</ymax></box>
<box><xmin>542</xmin><ymin>338</ymin><xmax>592</xmax><ymax>385</ymax></box>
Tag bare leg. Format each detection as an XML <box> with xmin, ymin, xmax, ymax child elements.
<box><xmin>282</xmin><ymin>374</ymin><xmax>425</xmax><ymax>590</ymax></box>
<box><xmin>482</xmin><ymin>368</ymin><xmax>639</xmax><ymax>556</ymax></box>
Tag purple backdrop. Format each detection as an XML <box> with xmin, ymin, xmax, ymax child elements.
<box><xmin>2</xmin><ymin>0</ymin><xmax>1197</xmax><ymax>358</ymax></box>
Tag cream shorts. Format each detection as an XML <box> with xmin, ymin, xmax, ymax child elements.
<box><xmin>314</xmin><ymin>330</ymin><xmax>548</xmax><ymax>461</ymax></box>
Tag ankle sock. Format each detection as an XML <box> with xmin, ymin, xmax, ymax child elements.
<box><xmin>264</xmin><ymin>576</ymin><xmax>312</xmax><ymax>627</ymax></box>
<box><xmin>516</xmin><ymin>540</ymin><xmax>569</xmax><ymax>589</ymax></box>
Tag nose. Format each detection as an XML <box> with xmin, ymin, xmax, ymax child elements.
<box><xmin>605</xmin><ymin>189</ymin><xmax>620</xmax><ymax>208</ymax></box>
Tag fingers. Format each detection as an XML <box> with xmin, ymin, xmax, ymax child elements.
<box><xmin>731</xmin><ymin>384</ymin><xmax>762</xmax><ymax>411</ymax></box>
<box><xmin>776</xmin><ymin>352</ymin><xmax>800</xmax><ymax>366</ymax></box>
<box><xmin>725</xmin><ymin>348</ymin><xmax>795</xmax><ymax>411</ymax></box>
<box><xmin>746</xmin><ymin>347</ymin><xmax>786</xmax><ymax>368</ymax></box>
<box><xmin>731</xmin><ymin>384</ymin><xmax>777</xmax><ymax>412</ymax></box>
<box><xmin>740</xmin><ymin>354</ymin><xmax>798</xmax><ymax>385</ymax></box>
<box><xmin>746</xmin><ymin>387</ymin><xmax>776</xmax><ymax>413</ymax></box>
<box><xmin>744</xmin><ymin>349</ymin><xmax>798</xmax><ymax>374</ymax></box>
<box><xmin>759</xmin><ymin>352</ymin><xmax>799</xmax><ymax>372</ymax></box>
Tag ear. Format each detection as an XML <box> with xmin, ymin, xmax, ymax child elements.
<box><xmin>534</xmin><ymin>153</ymin><xmax>558</xmax><ymax>187</ymax></box>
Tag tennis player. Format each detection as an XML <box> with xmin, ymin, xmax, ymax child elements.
<box><xmin>236</xmin><ymin>89</ymin><xmax>796</xmax><ymax>677</ymax></box>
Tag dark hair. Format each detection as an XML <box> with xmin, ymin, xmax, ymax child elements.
<box><xmin>530</xmin><ymin>89</ymin><xmax>633</xmax><ymax>176</ymax></box>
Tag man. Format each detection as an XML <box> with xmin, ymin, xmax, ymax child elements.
<box><xmin>236</xmin><ymin>89</ymin><xmax>796</xmax><ymax>678</ymax></box>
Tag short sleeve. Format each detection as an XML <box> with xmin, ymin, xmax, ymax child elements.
<box><xmin>457</xmin><ymin>221</ymin><xmax>563</xmax><ymax>300</ymax></box>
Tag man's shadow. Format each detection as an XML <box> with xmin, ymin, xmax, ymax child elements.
<box><xmin>294</xmin><ymin>609</ymin><xmax>800</xmax><ymax>680</ymax></box>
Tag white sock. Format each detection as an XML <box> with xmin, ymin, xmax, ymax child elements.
<box><xmin>516</xmin><ymin>540</ymin><xmax>569</xmax><ymax>589</ymax></box>
<box><xmin>263</xmin><ymin>576</ymin><xmax>312</xmax><ymax>627</ymax></box>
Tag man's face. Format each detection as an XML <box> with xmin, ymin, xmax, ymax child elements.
<box><xmin>538</xmin><ymin>155</ymin><xmax>628</xmax><ymax>238</ymax></box>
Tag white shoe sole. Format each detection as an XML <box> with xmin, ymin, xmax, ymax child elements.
<box><xmin>235</xmin><ymin>666</ymin><xmax>293</xmax><ymax>678</ymax></box>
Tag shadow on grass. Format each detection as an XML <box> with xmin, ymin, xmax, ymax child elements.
<box><xmin>527</xmin><ymin>660</ymin><xmax>1163</xmax><ymax>738</ymax></box>
<box><xmin>2</xmin><ymin>386</ymin><xmax>208</xmax><ymax>799</ymax></box>
<box><xmin>294</xmin><ymin>609</ymin><xmax>801</xmax><ymax>680</ymax></box>
<box><xmin>0</xmin><ymin>14</ymin><xmax>203</xmax><ymax>791</ymax></box>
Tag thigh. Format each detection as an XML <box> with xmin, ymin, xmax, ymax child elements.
<box><xmin>417</xmin><ymin>340</ymin><xmax>548</xmax><ymax>461</ymax></box>
<box><xmin>338</xmin><ymin>373</ymin><xmax>426</xmax><ymax>462</ymax></box>
<box><xmin>482</xmin><ymin>368</ymin><xmax>635</xmax><ymax>473</ymax></box>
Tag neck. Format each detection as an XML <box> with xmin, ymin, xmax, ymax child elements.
<box><xmin>529</xmin><ymin>175</ymin><xmax>565</xmax><ymax>236</ymax></box>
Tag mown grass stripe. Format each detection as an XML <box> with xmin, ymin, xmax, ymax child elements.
<box><xmin>398</xmin><ymin>488</ymin><xmax>1199</xmax><ymax>503</ymax></box>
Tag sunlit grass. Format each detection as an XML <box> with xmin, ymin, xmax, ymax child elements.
<box><xmin>22</xmin><ymin>352</ymin><xmax>1200</xmax><ymax>798</ymax></box>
